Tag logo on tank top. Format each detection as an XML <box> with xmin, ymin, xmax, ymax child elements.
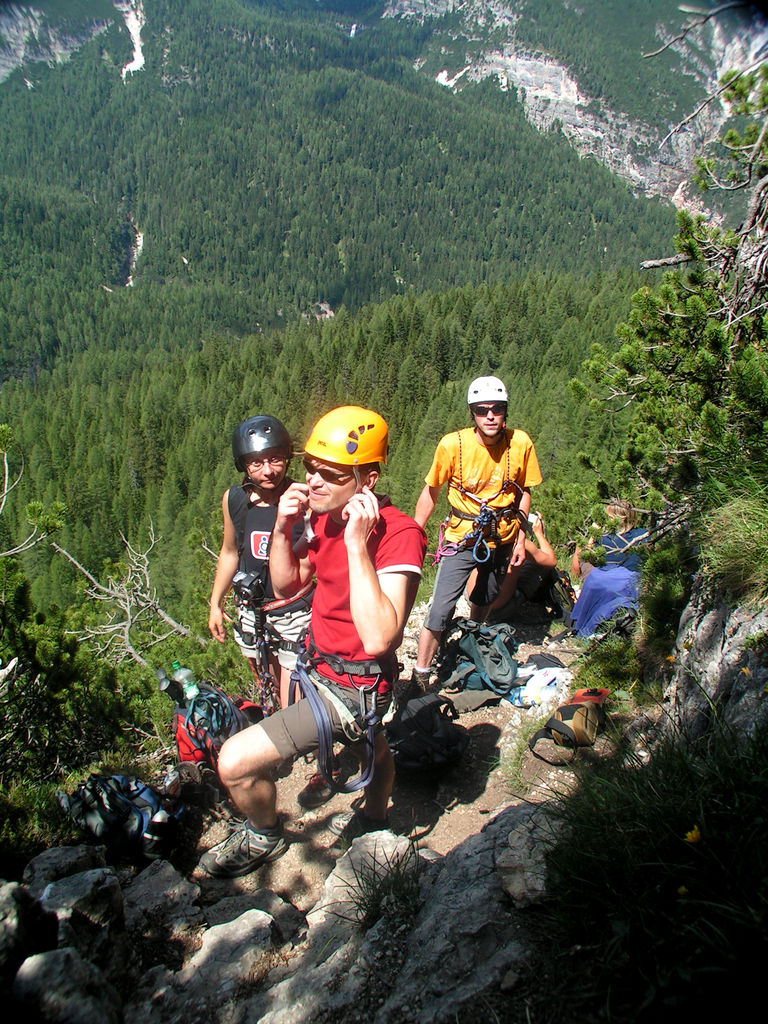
<box><xmin>249</xmin><ymin>531</ymin><xmax>270</xmax><ymax>559</ymax></box>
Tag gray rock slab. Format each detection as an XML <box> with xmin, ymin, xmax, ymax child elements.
<box><xmin>13</xmin><ymin>945</ymin><xmax>122</xmax><ymax>1024</ymax></box>
<box><xmin>22</xmin><ymin>845</ymin><xmax>106</xmax><ymax>900</ymax></box>
<box><xmin>205</xmin><ymin>890</ymin><xmax>304</xmax><ymax>943</ymax></box>
<box><xmin>0</xmin><ymin>881</ymin><xmax>58</xmax><ymax>987</ymax></box>
<box><xmin>123</xmin><ymin>858</ymin><xmax>202</xmax><ymax>931</ymax></box>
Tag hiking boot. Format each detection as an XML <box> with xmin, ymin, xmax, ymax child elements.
<box><xmin>199</xmin><ymin>821</ymin><xmax>287</xmax><ymax>878</ymax></box>
<box><xmin>328</xmin><ymin>809</ymin><xmax>390</xmax><ymax>844</ymax></box>
<box><xmin>297</xmin><ymin>768</ymin><xmax>341</xmax><ymax>810</ymax></box>
<box><xmin>393</xmin><ymin>668</ymin><xmax>432</xmax><ymax>707</ymax></box>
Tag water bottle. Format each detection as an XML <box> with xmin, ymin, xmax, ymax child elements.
<box><xmin>142</xmin><ymin>808</ymin><xmax>170</xmax><ymax>859</ymax></box>
<box><xmin>171</xmin><ymin>661</ymin><xmax>199</xmax><ymax>700</ymax></box>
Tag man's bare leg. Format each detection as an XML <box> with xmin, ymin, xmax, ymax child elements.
<box><xmin>215</xmin><ymin>723</ymin><xmax>284</xmax><ymax>829</ymax></box>
<box><xmin>415</xmin><ymin>625</ymin><xmax>441</xmax><ymax>672</ymax></box>
<box><xmin>359</xmin><ymin>733</ymin><xmax>394</xmax><ymax>822</ymax></box>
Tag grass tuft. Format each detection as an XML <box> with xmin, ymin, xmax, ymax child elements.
<box><xmin>343</xmin><ymin>840</ymin><xmax>422</xmax><ymax>929</ymax></box>
<box><xmin>701</xmin><ymin>488</ymin><xmax>768</xmax><ymax>600</ymax></box>
<box><xmin>540</xmin><ymin>721</ymin><xmax>768</xmax><ymax>1021</ymax></box>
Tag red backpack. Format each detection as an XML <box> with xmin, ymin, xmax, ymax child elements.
<box><xmin>171</xmin><ymin>683</ymin><xmax>261</xmax><ymax>769</ymax></box>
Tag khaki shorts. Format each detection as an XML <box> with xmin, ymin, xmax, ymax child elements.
<box><xmin>259</xmin><ymin>675</ymin><xmax>391</xmax><ymax>761</ymax></box>
<box><xmin>236</xmin><ymin>595</ymin><xmax>312</xmax><ymax>670</ymax></box>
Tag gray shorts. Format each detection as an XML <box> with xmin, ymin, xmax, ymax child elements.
<box><xmin>236</xmin><ymin>595</ymin><xmax>312</xmax><ymax>670</ymax></box>
<box><xmin>425</xmin><ymin>544</ymin><xmax>512</xmax><ymax>632</ymax></box>
<box><xmin>259</xmin><ymin>674</ymin><xmax>391</xmax><ymax>761</ymax></box>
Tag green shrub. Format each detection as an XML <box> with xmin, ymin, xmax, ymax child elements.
<box><xmin>541</xmin><ymin>723</ymin><xmax>768</xmax><ymax>1021</ymax></box>
<box><xmin>0</xmin><ymin>780</ymin><xmax>77</xmax><ymax>879</ymax></box>
<box><xmin>638</xmin><ymin>534</ymin><xmax>697</xmax><ymax>656</ymax></box>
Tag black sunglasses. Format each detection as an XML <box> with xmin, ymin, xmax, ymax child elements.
<box><xmin>472</xmin><ymin>403</ymin><xmax>507</xmax><ymax>417</ymax></box>
<box><xmin>302</xmin><ymin>458</ymin><xmax>354</xmax><ymax>484</ymax></box>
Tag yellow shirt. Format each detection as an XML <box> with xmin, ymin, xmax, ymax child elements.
<box><xmin>425</xmin><ymin>427</ymin><xmax>542</xmax><ymax>545</ymax></box>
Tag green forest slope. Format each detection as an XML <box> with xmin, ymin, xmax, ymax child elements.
<box><xmin>0</xmin><ymin>0</ymin><xmax>675</xmax><ymax>379</ymax></box>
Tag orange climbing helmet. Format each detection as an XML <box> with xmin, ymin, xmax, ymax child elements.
<box><xmin>304</xmin><ymin>406</ymin><xmax>389</xmax><ymax>465</ymax></box>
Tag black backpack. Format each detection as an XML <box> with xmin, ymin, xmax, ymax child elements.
<box><xmin>385</xmin><ymin>693</ymin><xmax>469</xmax><ymax>772</ymax></box>
<box><xmin>57</xmin><ymin>774</ymin><xmax>183</xmax><ymax>860</ymax></box>
<box><xmin>517</xmin><ymin>564</ymin><xmax>577</xmax><ymax>619</ymax></box>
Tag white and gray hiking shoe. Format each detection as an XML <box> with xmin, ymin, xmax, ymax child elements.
<box><xmin>199</xmin><ymin>822</ymin><xmax>287</xmax><ymax>877</ymax></box>
<box><xmin>328</xmin><ymin>809</ymin><xmax>390</xmax><ymax>845</ymax></box>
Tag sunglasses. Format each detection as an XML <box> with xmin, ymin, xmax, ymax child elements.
<box><xmin>302</xmin><ymin>458</ymin><xmax>354</xmax><ymax>484</ymax></box>
<box><xmin>472</xmin><ymin>403</ymin><xmax>507</xmax><ymax>417</ymax></box>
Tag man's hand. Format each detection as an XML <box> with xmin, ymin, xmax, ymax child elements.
<box><xmin>342</xmin><ymin>486</ymin><xmax>380</xmax><ymax>548</ymax></box>
<box><xmin>208</xmin><ymin>605</ymin><xmax>226</xmax><ymax>643</ymax></box>
<box><xmin>277</xmin><ymin>482</ymin><xmax>310</xmax><ymax>529</ymax></box>
<box><xmin>508</xmin><ymin>528</ymin><xmax>527</xmax><ymax>567</ymax></box>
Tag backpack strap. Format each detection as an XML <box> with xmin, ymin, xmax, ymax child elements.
<box><xmin>227</xmin><ymin>484</ymin><xmax>250</xmax><ymax>561</ymax></box>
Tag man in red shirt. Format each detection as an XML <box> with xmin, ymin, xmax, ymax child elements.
<box><xmin>200</xmin><ymin>406</ymin><xmax>426</xmax><ymax>878</ymax></box>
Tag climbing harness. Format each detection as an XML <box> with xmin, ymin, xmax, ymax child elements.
<box><xmin>231</xmin><ymin>569</ymin><xmax>313</xmax><ymax>716</ymax></box>
<box><xmin>431</xmin><ymin>430</ymin><xmax>526</xmax><ymax>565</ymax></box>
<box><xmin>289</xmin><ymin>631</ymin><xmax>397</xmax><ymax>794</ymax></box>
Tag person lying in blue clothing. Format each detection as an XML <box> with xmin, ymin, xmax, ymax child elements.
<box><xmin>570</xmin><ymin>564</ymin><xmax>640</xmax><ymax>637</ymax></box>
<box><xmin>569</xmin><ymin>502</ymin><xmax>647</xmax><ymax>637</ymax></box>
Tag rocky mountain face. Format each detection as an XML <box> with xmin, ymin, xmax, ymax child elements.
<box><xmin>384</xmin><ymin>0</ymin><xmax>768</xmax><ymax>206</ymax></box>
<box><xmin>0</xmin><ymin>4</ymin><xmax>111</xmax><ymax>85</ymax></box>
<box><xmin>3</xmin><ymin>1</ymin><xmax>766</xmax><ymax>205</ymax></box>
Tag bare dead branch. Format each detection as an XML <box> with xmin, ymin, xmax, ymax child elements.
<box><xmin>643</xmin><ymin>3</ymin><xmax>750</xmax><ymax>59</ymax></box>
<box><xmin>640</xmin><ymin>253</ymin><xmax>692</xmax><ymax>270</ymax></box>
<box><xmin>51</xmin><ymin>526</ymin><xmax>205</xmax><ymax>667</ymax></box>
<box><xmin>660</xmin><ymin>56</ymin><xmax>765</xmax><ymax>149</ymax></box>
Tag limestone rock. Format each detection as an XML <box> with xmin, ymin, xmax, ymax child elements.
<box><xmin>306</xmin><ymin>831</ymin><xmax>417</xmax><ymax>942</ymax></box>
<box><xmin>204</xmin><ymin>890</ymin><xmax>304</xmax><ymax>943</ymax></box>
<box><xmin>40</xmin><ymin>867</ymin><xmax>123</xmax><ymax>961</ymax></box>
<box><xmin>123</xmin><ymin>858</ymin><xmax>202</xmax><ymax>932</ymax></box>
<box><xmin>496</xmin><ymin>807</ymin><xmax>554</xmax><ymax>906</ymax></box>
<box><xmin>659</xmin><ymin>578</ymin><xmax>768</xmax><ymax>740</ymax></box>
<box><xmin>12</xmin><ymin>946</ymin><xmax>122</xmax><ymax>1024</ymax></box>
<box><xmin>0</xmin><ymin>881</ymin><xmax>58</xmax><ymax>990</ymax></box>
<box><xmin>22</xmin><ymin>845</ymin><xmax>107</xmax><ymax>900</ymax></box>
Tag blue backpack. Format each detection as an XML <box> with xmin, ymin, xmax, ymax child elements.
<box><xmin>58</xmin><ymin>774</ymin><xmax>183</xmax><ymax>860</ymax></box>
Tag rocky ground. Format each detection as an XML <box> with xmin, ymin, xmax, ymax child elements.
<box><xmin>177</xmin><ymin>596</ymin><xmax>583</xmax><ymax>914</ymax></box>
<box><xmin>6</xmin><ymin>596</ymin><xmax>647</xmax><ymax>1024</ymax></box>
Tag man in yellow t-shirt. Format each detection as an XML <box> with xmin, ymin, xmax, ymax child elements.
<box><xmin>413</xmin><ymin>376</ymin><xmax>542</xmax><ymax>683</ymax></box>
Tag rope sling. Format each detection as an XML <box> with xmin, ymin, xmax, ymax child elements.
<box><xmin>289</xmin><ymin>629</ymin><xmax>397</xmax><ymax>794</ymax></box>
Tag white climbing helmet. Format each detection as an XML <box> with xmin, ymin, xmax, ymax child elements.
<box><xmin>467</xmin><ymin>376</ymin><xmax>508</xmax><ymax>406</ymax></box>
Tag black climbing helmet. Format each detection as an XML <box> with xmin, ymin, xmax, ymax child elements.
<box><xmin>232</xmin><ymin>416</ymin><xmax>292</xmax><ymax>472</ymax></box>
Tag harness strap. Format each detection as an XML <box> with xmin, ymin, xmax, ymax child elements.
<box><xmin>306</xmin><ymin>628</ymin><xmax>398</xmax><ymax>682</ymax></box>
<box><xmin>430</xmin><ymin>430</ymin><xmax>525</xmax><ymax>566</ymax></box>
<box><xmin>290</xmin><ymin>653</ymin><xmax>379</xmax><ymax>793</ymax></box>
<box><xmin>261</xmin><ymin>581</ymin><xmax>314</xmax><ymax>614</ymax></box>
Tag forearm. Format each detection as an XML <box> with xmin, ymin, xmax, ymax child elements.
<box><xmin>269</xmin><ymin>524</ymin><xmax>304</xmax><ymax>597</ymax></box>
<box><xmin>414</xmin><ymin>485</ymin><xmax>439</xmax><ymax>529</ymax></box>
<box><xmin>532</xmin><ymin>532</ymin><xmax>556</xmax><ymax>567</ymax></box>
<box><xmin>346</xmin><ymin>541</ymin><xmax>400</xmax><ymax>656</ymax></box>
<box><xmin>209</xmin><ymin>550</ymin><xmax>239</xmax><ymax>610</ymax></box>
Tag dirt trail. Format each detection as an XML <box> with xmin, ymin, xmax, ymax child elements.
<box><xmin>174</xmin><ymin>599</ymin><xmax>582</xmax><ymax>913</ymax></box>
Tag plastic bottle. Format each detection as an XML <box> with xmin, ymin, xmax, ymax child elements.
<box><xmin>171</xmin><ymin>661</ymin><xmax>199</xmax><ymax>700</ymax></box>
<box><xmin>142</xmin><ymin>809</ymin><xmax>170</xmax><ymax>859</ymax></box>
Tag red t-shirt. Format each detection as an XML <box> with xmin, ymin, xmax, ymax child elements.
<box><xmin>307</xmin><ymin>497</ymin><xmax>426</xmax><ymax>692</ymax></box>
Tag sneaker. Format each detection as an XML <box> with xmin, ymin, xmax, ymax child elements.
<box><xmin>298</xmin><ymin>769</ymin><xmax>341</xmax><ymax>810</ymax></box>
<box><xmin>328</xmin><ymin>809</ymin><xmax>390</xmax><ymax>844</ymax></box>
<box><xmin>199</xmin><ymin>822</ymin><xmax>287</xmax><ymax>878</ymax></box>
